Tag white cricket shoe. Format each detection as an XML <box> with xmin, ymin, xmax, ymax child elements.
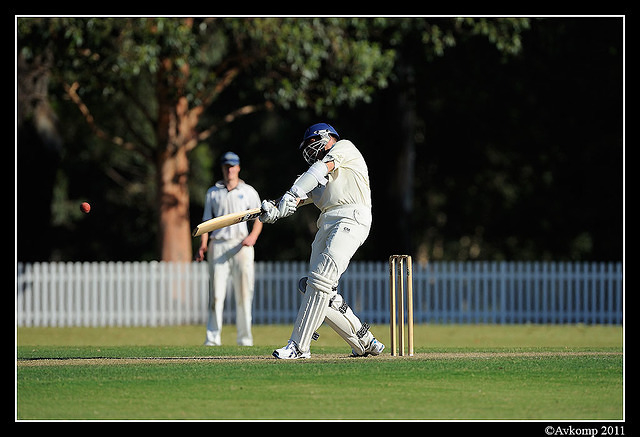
<box><xmin>272</xmin><ymin>340</ymin><xmax>311</xmax><ymax>360</ymax></box>
<box><xmin>353</xmin><ymin>338</ymin><xmax>385</xmax><ymax>357</ymax></box>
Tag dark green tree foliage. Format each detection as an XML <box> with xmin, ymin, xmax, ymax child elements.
<box><xmin>16</xmin><ymin>17</ymin><xmax>622</xmax><ymax>262</ymax></box>
<box><xmin>351</xmin><ymin>17</ymin><xmax>622</xmax><ymax>262</ymax></box>
<box><xmin>17</xmin><ymin>17</ymin><xmax>395</xmax><ymax>261</ymax></box>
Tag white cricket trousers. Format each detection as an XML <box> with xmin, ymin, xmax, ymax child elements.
<box><xmin>205</xmin><ymin>239</ymin><xmax>255</xmax><ymax>346</ymax></box>
<box><xmin>309</xmin><ymin>205</ymin><xmax>372</xmax><ymax>278</ymax></box>
<box><xmin>291</xmin><ymin>204</ymin><xmax>372</xmax><ymax>353</ymax></box>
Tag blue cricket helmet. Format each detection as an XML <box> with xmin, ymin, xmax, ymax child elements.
<box><xmin>299</xmin><ymin>123</ymin><xmax>340</xmax><ymax>165</ymax></box>
<box><xmin>299</xmin><ymin>123</ymin><xmax>340</xmax><ymax>147</ymax></box>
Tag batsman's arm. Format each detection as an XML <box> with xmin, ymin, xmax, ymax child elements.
<box><xmin>260</xmin><ymin>196</ymin><xmax>313</xmax><ymax>224</ymax></box>
<box><xmin>193</xmin><ymin>198</ymin><xmax>312</xmax><ymax>236</ymax></box>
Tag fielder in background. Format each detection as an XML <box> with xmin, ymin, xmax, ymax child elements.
<box><xmin>260</xmin><ymin>123</ymin><xmax>385</xmax><ymax>359</ymax></box>
<box><xmin>196</xmin><ymin>151</ymin><xmax>263</xmax><ymax>346</ymax></box>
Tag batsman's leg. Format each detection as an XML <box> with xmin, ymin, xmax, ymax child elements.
<box><xmin>292</xmin><ymin>253</ymin><xmax>338</xmax><ymax>351</ymax></box>
<box><xmin>298</xmin><ymin>277</ymin><xmax>384</xmax><ymax>356</ymax></box>
<box><xmin>273</xmin><ymin>253</ymin><xmax>338</xmax><ymax>359</ymax></box>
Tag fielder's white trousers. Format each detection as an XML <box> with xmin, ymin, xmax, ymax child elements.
<box><xmin>206</xmin><ymin>239</ymin><xmax>255</xmax><ymax>346</ymax></box>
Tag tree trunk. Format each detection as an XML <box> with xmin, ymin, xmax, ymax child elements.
<box><xmin>156</xmin><ymin>144</ymin><xmax>192</xmax><ymax>262</ymax></box>
<box><xmin>155</xmin><ymin>72</ymin><xmax>198</xmax><ymax>262</ymax></box>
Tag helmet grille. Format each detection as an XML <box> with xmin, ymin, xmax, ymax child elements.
<box><xmin>301</xmin><ymin>130</ymin><xmax>332</xmax><ymax>165</ymax></box>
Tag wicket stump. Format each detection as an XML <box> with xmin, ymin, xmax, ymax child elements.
<box><xmin>389</xmin><ymin>255</ymin><xmax>414</xmax><ymax>356</ymax></box>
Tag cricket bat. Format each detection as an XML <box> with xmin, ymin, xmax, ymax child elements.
<box><xmin>191</xmin><ymin>208</ymin><xmax>261</xmax><ymax>237</ymax></box>
<box><xmin>191</xmin><ymin>198</ymin><xmax>311</xmax><ymax>237</ymax></box>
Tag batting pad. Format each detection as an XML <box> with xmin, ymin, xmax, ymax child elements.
<box><xmin>290</xmin><ymin>285</ymin><xmax>331</xmax><ymax>353</ymax></box>
<box><xmin>324</xmin><ymin>294</ymin><xmax>372</xmax><ymax>356</ymax></box>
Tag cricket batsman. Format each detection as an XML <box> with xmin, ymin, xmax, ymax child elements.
<box><xmin>260</xmin><ymin>123</ymin><xmax>385</xmax><ymax>359</ymax></box>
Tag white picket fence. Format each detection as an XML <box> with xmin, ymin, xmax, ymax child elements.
<box><xmin>16</xmin><ymin>261</ymin><xmax>623</xmax><ymax>327</ymax></box>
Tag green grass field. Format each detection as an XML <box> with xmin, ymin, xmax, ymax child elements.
<box><xmin>16</xmin><ymin>324</ymin><xmax>624</xmax><ymax>421</ymax></box>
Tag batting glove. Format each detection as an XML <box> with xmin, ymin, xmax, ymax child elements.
<box><xmin>259</xmin><ymin>199</ymin><xmax>279</xmax><ymax>224</ymax></box>
<box><xmin>277</xmin><ymin>191</ymin><xmax>298</xmax><ymax>219</ymax></box>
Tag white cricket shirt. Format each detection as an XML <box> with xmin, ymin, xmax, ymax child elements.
<box><xmin>310</xmin><ymin>139</ymin><xmax>372</xmax><ymax>213</ymax></box>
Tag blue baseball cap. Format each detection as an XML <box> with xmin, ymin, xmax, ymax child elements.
<box><xmin>221</xmin><ymin>151</ymin><xmax>240</xmax><ymax>166</ymax></box>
